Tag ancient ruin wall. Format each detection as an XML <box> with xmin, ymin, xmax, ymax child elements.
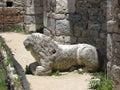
<box><xmin>0</xmin><ymin>0</ymin><xmax>43</xmax><ymax>32</ymax></box>
<box><xmin>0</xmin><ymin>0</ymin><xmax>24</xmax><ymax>31</ymax></box>
<box><xmin>44</xmin><ymin>0</ymin><xmax>107</xmax><ymax>67</ymax></box>
<box><xmin>107</xmin><ymin>0</ymin><xmax>120</xmax><ymax>89</ymax></box>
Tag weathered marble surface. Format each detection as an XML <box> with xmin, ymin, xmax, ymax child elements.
<box><xmin>24</xmin><ymin>33</ymin><xmax>99</xmax><ymax>75</ymax></box>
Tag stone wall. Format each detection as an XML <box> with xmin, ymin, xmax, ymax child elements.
<box><xmin>43</xmin><ymin>0</ymin><xmax>107</xmax><ymax>68</ymax></box>
<box><xmin>0</xmin><ymin>0</ymin><xmax>24</xmax><ymax>31</ymax></box>
<box><xmin>107</xmin><ymin>0</ymin><xmax>120</xmax><ymax>89</ymax></box>
<box><xmin>0</xmin><ymin>0</ymin><xmax>43</xmax><ymax>32</ymax></box>
<box><xmin>24</xmin><ymin>0</ymin><xmax>43</xmax><ymax>32</ymax></box>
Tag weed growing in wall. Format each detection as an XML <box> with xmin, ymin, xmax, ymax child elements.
<box><xmin>13</xmin><ymin>25</ymin><xmax>23</xmax><ymax>33</ymax></box>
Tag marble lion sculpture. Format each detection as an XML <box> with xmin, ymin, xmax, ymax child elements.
<box><xmin>24</xmin><ymin>33</ymin><xmax>99</xmax><ymax>75</ymax></box>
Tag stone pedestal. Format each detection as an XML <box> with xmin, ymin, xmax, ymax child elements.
<box><xmin>24</xmin><ymin>0</ymin><xmax>43</xmax><ymax>32</ymax></box>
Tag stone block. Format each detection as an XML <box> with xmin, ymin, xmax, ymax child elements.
<box><xmin>25</xmin><ymin>0</ymin><xmax>43</xmax><ymax>7</ymax></box>
<box><xmin>0</xmin><ymin>2</ymin><xmax>4</xmax><ymax>7</ymax></box>
<box><xmin>100</xmin><ymin>32</ymin><xmax>107</xmax><ymax>39</ymax></box>
<box><xmin>4</xmin><ymin>15</ymin><xmax>23</xmax><ymax>24</ymax></box>
<box><xmin>52</xmin><ymin>13</ymin><xmax>65</xmax><ymax>20</ymax></box>
<box><xmin>34</xmin><ymin>0</ymin><xmax>43</xmax><ymax>7</ymax></box>
<box><xmin>25</xmin><ymin>6</ymin><xmax>43</xmax><ymax>14</ymax></box>
<box><xmin>88</xmin><ymin>8</ymin><xmax>99</xmax><ymax>15</ymax></box>
<box><xmin>0</xmin><ymin>7</ymin><xmax>3</xmax><ymax>14</ymax></box>
<box><xmin>24</xmin><ymin>24</ymin><xmax>42</xmax><ymax>32</ymax></box>
<box><xmin>98</xmin><ymin>15</ymin><xmax>106</xmax><ymax>23</ymax></box>
<box><xmin>55</xmin><ymin>0</ymin><xmax>75</xmax><ymax>13</ymax></box>
<box><xmin>74</xmin><ymin>22</ymin><xmax>87</xmax><ymax>33</ymax></box>
<box><xmin>112</xmin><ymin>65</ymin><xmax>120</xmax><ymax>86</ymax></box>
<box><xmin>64</xmin><ymin>36</ymin><xmax>77</xmax><ymax>44</ymax></box>
<box><xmin>25</xmin><ymin>0</ymin><xmax>33</xmax><ymax>7</ymax></box>
<box><xmin>24</xmin><ymin>15</ymin><xmax>43</xmax><ymax>24</ymax></box>
<box><xmin>77</xmin><ymin>38</ymin><xmax>91</xmax><ymax>44</ymax></box>
<box><xmin>82</xmin><ymin>30</ymin><xmax>90</xmax><ymax>38</ymax></box>
<box><xmin>0</xmin><ymin>15</ymin><xmax>3</xmax><ymax>24</ymax></box>
<box><xmin>3</xmin><ymin>24</ymin><xmax>15</xmax><ymax>31</ymax></box>
<box><xmin>4</xmin><ymin>15</ymin><xmax>14</xmax><ymax>23</ymax></box>
<box><xmin>24</xmin><ymin>15</ymin><xmax>35</xmax><ymax>24</ymax></box>
<box><xmin>14</xmin><ymin>15</ymin><xmax>23</xmax><ymax>23</ymax></box>
<box><xmin>89</xmin><ymin>15</ymin><xmax>98</xmax><ymax>21</ymax></box>
<box><xmin>90</xmin><ymin>30</ymin><xmax>99</xmax><ymax>38</ymax></box>
<box><xmin>107</xmin><ymin>20</ymin><xmax>119</xmax><ymax>33</ymax></box>
<box><xmin>88</xmin><ymin>22</ymin><xmax>101</xmax><ymax>30</ymax></box>
<box><xmin>101</xmin><ymin>23</ymin><xmax>107</xmax><ymax>32</ymax></box>
<box><xmin>113</xmin><ymin>34</ymin><xmax>120</xmax><ymax>42</ymax></box>
<box><xmin>3</xmin><ymin>7</ymin><xmax>24</xmax><ymax>15</ymax></box>
<box><xmin>76</xmin><ymin>7</ymin><xmax>88</xmax><ymax>14</ymax></box>
<box><xmin>76</xmin><ymin>0</ymin><xmax>84</xmax><ymax>8</ymax></box>
<box><xmin>113</xmin><ymin>42</ymin><xmax>120</xmax><ymax>58</ymax></box>
<box><xmin>13</xmin><ymin>0</ymin><xmax>25</xmax><ymax>7</ymax></box>
<box><xmin>73</xmin><ymin>24</ymin><xmax>82</xmax><ymax>37</ymax></box>
<box><xmin>66</xmin><ymin>14</ymin><xmax>81</xmax><ymax>22</ymax></box>
<box><xmin>55</xmin><ymin>19</ymin><xmax>72</xmax><ymax>36</ymax></box>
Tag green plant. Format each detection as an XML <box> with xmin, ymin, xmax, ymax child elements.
<box><xmin>89</xmin><ymin>72</ymin><xmax>113</xmax><ymax>90</ymax></box>
<box><xmin>52</xmin><ymin>70</ymin><xmax>61</xmax><ymax>76</ymax></box>
<box><xmin>77</xmin><ymin>69</ymin><xmax>84</xmax><ymax>74</ymax></box>
<box><xmin>89</xmin><ymin>79</ymin><xmax>100</xmax><ymax>89</ymax></box>
<box><xmin>25</xmin><ymin>65</ymin><xmax>32</xmax><ymax>74</ymax></box>
<box><xmin>0</xmin><ymin>41</ymin><xmax>23</xmax><ymax>89</ymax></box>
<box><xmin>0</xmin><ymin>42</ymin><xmax>3</xmax><ymax>49</ymax></box>
<box><xmin>6</xmin><ymin>52</ymin><xmax>13</xmax><ymax>67</ymax></box>
<box><xmin>92</xmin><ymin>72</ymin><xmax>104</xmax><ymax>79</ymax></box>
<box><xmin>13</xmin><ymin>76</ymin><xmax>23</xmax><ymax>89</ymax></box>
<box><xmin>98</xmin><ymin>77</ymin><xmax>113</xmax><ymax>90</ymax></box>
<box><xmin>0</xmin><ymin>70</ymin><xmax>8</xmax><ymax>90</ymax></box>
<box><xmin>13</xmin><ymin>25</ymin><xmax>23</xmax><ymax>33</ymax></box>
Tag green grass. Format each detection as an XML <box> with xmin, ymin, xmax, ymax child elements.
<box><xmin>0</xmin><ymin>41</ymin><xmax>23</xmax><ymax>90</ymax></box>
<box><xmin>0</xmin><ymin>70</ymin><xmax>8</xmax><ymax>90</ymax></box>
<box><xmin>13</xmin><ymin>25</ymin><xmax>23</xmax><ymax>33</ymax></box>
<box><xmin>6</xmin><ymin>52</ymin><xmax>14</xmax><ymax>67</ymax></box>
<box><xmin>52</xmin><ymin>70</ymin><xmax>61</xmax><ymax>76</ymax></box>
<box><xmin>89</xmin><ymin>72</ymin><xmax>113</xmax><ymax>90</ymax></box>
<box><xmin>76</xmin><ymin>69</ymin><xmax>84</xmax><ymax>74</ymax></box>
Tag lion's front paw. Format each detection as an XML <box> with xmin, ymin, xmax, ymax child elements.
<box><xmin>35</xmin><ymin>66</ymin><xmax>52</xmax><ymax>75</ymax></box>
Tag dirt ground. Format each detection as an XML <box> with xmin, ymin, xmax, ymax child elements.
<box><xmin>0</xmin><ymin>32</ymin><xmax>92</xmax><ymax>90</ymax></box>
